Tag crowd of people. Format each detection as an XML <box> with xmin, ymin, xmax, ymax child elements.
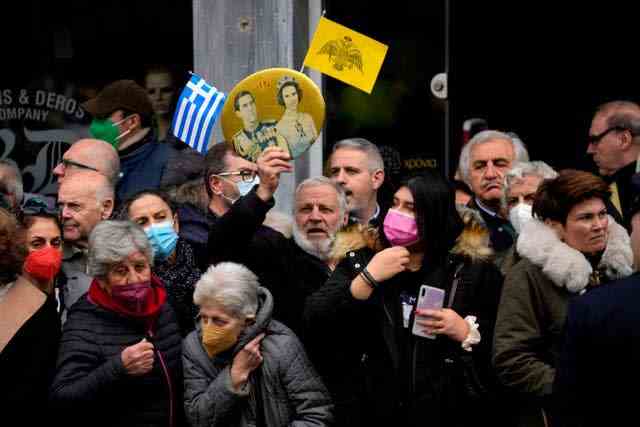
<box><xmin>1</xmin><ymin>79</ymin><xmax>640</xmax><ymax>427</ymax></box>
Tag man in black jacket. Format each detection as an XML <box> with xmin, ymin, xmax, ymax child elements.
<box><xmin>207</xmin><ymin>146</ymin><xmax>348</xmax><ymax>337</ymax></box>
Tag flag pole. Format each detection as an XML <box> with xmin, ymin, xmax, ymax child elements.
<box><xmin>300</xmin><ymin>9</ymin><xmax>327</xmax><ymax>73</ymax></box>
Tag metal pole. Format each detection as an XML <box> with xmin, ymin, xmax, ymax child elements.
<box><xmin>444</xmin><ymin>0</ymin><xmax>451</xmax><ymax>178</ymax></box>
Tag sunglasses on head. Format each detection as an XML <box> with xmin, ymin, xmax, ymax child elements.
<box><xmin>21</xmin><ymin>197</ymin><xmax>59</xmax><ymax>216</ymax></box>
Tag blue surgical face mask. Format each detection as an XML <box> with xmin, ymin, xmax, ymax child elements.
<box><xmin>220</xmin><ymin>175</ymin><xmax>260</xmax><ymax>204</ymax></box>
<box><xmin>145</xmin><ymin>220</ymin><xmax>178</xmax><ymax>262</ymax></box>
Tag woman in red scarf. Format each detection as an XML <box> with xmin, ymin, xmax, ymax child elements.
<box><xmin>50</xmin><ymin>220</ymin><xmax>184</xmax><ymax>427</ymax></box>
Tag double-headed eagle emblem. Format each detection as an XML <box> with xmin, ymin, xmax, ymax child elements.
<box><xmin>317</xmin><ymin>36</ymin><xmax>364</xmax><ymax>73</ymax></box>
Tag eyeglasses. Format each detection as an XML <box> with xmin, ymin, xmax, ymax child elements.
<box><xmin>587</xmin><ymin>126</ymin><xmax>627</xmax><ymax>145</ymax></box>
<box><xmin>217</xmin><ymin>170</ymin><xmax>257</xmax><ymax>182</ymax></box>
<box><xmin>58</xmin><ymin>159</ymin><xmax>99</xmax><ymax>173</ymax></box>
<box><xmin>21</xmin><ymin>197</ymin><xmax>59</xmax><ymax>216</ymax></box>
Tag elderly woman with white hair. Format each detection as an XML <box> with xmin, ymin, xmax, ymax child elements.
<box><xmin>50</xmin><ymin>220</ymin><xmax>184</xmax><ymax>427</ymax></box>
<box><xmin>183</xmin><ymin>262</ymin><xmax>333</xmax><ymax>427</ymax></box>
<box><xmin>498</xmin><ymin>161</ymin><xmax>558</xmax><ymax>274</ymax></box>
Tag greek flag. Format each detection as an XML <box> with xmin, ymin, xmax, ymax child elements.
<box><xmin>171</xmin><ymin>73</ymin><xmax>225</xmax><ymax>154</ymax></box>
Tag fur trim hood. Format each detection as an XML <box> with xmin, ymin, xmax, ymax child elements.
<box><xmin>330</xmin><ymin>206</ymin><xmax>493</xmax><ymax>264</ymax></box>
<box><xmin>516</xmin><ymin>216</ymin><xmax>633</xmax><ymax>293</ymax></box>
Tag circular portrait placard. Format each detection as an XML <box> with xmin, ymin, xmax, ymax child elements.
<box><xmin>221</xmin><ymin>68</ymin><xmax>325</xmax><ymax>161</ymax></box>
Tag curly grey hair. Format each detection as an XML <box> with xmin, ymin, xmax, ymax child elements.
<box><xmin>193</xmin><ymin>262</ymin><xmax>259</xmax><ymax>320</ymax></box>
<box><xmin>501</xmin><ymin>161</ymin><xmax>558</xmax><ymax>209</ymax></box>
<box><xmin>87</xmin><ymin>220</ymin><xmax>153</xmax><ymax>277</ymax></box>
<box><xmin>458</xmin><ymin>130</ymin><xmax>530</xmax><ymax>186</ymax></box>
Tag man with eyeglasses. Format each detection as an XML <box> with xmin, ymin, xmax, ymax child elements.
<box><xmin>205</xmin><ymin>146</ymin><xmax>349</xmax><ymax>338</ymax></box>
<box><xmin>53</xmin><ymin>138</ymin><xmax>121</xmax><ymax>185</ymax></box>
<box><xmin>176</xmin><ymin>143</ymin><xmax>286</xmax><ymax>255</ymax></box>
<box><xmin>587</xmin><ymin>100</ymin><xmax>640</xmax><ymax>229</ymax></box>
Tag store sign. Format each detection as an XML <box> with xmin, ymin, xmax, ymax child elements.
<box><xmin>0</xmin><ymin>88</ymin><xmax>86</xmax><ymax>195</ymax></box>
<box><xmin>404</xmin><ymin>157</ymin><xmax>437</xmax><ymax>170</ymax></box>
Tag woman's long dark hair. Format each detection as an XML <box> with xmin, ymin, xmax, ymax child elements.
<box><xmin>119</xmin><ymin>189</ymin><xmax>177</xmax><ymax>220</ymax></box>
<box><xmin>397</xmin><ymin>170</ymin><xmax>464</xmax><ymax>267</ymax></box>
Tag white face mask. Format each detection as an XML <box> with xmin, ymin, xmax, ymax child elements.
<box><xmin>509</xmin><ymin>202</ymin><xmax>533</xmax><ymax>234</ymax></box>
<box><xmin>218</xmin><ymin>175</ymin><xmax>260</xmax><ymax>204</ymax></box>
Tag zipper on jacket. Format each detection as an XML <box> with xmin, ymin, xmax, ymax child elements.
<box><xmin>147</xmin><ymin>329</ymin><xmax>175</xmax><ymax>427</ymax></box>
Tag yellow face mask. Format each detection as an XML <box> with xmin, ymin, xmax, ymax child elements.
<box><xmin>201</xmin><ymin>322</ymin><xmax>241</xmax><ymax>358</ymax></box>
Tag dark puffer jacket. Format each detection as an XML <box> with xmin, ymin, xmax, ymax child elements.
<box><xmin>50</xmin><ymin>295</ymin><xmax>184</xmax><ymax>427</ymax></box>
<box><xmin>183</xmin><ymin>287</ymin><xmax>334</xmax><ymax>427</ymax></box>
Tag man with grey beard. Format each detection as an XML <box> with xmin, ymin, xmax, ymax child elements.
<box><xmin>207</xmin><ymin>146</ymin><xmax>348</xmax><ymax>337</ymax></box>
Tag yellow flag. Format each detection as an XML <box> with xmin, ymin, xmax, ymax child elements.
<box><xmin>303</xmin><ymin>17</ymin><xmax>388</xmax><ymax>94</ymax></box>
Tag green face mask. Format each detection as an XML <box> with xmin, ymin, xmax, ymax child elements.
<box><xmin>89</xmin><ymin>118</ymin><xmax>120</xmax><ymax>147</ymax></box>
<box><xmin>89</xmin><ymin>116</ymin><xmax>133</xmax><ymax>149</ymax></box>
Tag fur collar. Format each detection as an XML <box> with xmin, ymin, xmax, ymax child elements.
<box><xmin>517</xmin><ymin>216</ymin><xmax>633</xmax><ymax>293</ymax></box>
<box><xmin>330</xmin><ymin>206</ymin><xmax>493</xmax><ymax>264</ymax></box>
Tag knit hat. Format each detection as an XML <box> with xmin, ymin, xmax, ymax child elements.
<box><xmin>82</xmin><ymin>80</ymin><xmax>153</xmax><ymax>117</ymax></box>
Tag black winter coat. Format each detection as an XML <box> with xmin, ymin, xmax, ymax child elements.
<box><xmin>304</xmin><ymin>220</ymin><xmax>507</xmax><ymax>427</ymax></box>
<box><xmin>207</xmin><ymin>188</ymin><xmax>330</xmax><ymax>338</ymax></box>
<box><xmin>50</xmin><ymin>295</ymin><xmax>184</xmax><ymax>427</ymax></box>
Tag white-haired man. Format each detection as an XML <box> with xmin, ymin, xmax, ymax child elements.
<box><xmin>458</xmin><ymin>129</ymin><xmax>529</xmax><ymax>253</ymax></box>
<box><xmin>57</xmin><ymin>171</ymin><xmax>114</xmax><ymax>321</ymax></box>
<box><xmin>206</xmin><ymin>147</ymin><xmax>348</xmax><ymax>336</ymax></box>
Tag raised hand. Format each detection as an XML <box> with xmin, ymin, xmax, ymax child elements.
<box><xmin>366</xmin><ymin>246</ymin><xmax>411</xmax><ymax>282</ymax></box>
<box><xmin>230</xmin><ymin>333</ymin><xmax>266</xmax><ymax>391</ymax></box>
<box><xmin>256</xmin><ymin>147</ymin><xmax>293</xmax><ymax>201</ymax></box>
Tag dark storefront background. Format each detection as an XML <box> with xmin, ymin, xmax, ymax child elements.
<box><xmin>323</xmin><ymin>1</ymin><xmax>446</xmax><ymax>197</ymax></box>
<box><xmin>450</xmin><ymin>2</ymin><xmax>640</xmax><ymax>176</ymax></box>
<box><xmin>0</xmin><ymin>1</ymin><xmax>193</xmax><ymax>196</ymax></box>
<box><xmin>324</xmin><ymin>1</ymin><xmax>640</xmax><ymax>182</ymax></box>
<box><xmin>3</xmin><ymin>1</ymin><xmax>640</xmax><ymax>199</ymax></box>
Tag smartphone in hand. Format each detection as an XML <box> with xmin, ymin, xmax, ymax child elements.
<box><xmin>412</xmin><ymin>285</ymin><xmax>445</xmax><ymax>339</ymax></box>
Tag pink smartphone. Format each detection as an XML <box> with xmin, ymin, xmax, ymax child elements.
<box><xmin>412</xmin><ymin>285</ymin><xmax>445</xmax><ymax>339</ymax></box>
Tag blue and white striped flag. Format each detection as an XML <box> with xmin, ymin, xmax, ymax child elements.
<box><xmin>171</xmin><ymin>73</ymin><xmax>225</xmax><ymax>154</ymax></box>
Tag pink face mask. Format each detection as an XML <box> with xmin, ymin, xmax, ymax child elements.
<box><xmin>111</xmin><ymin>281</ymin><xmax>152</xmax><ymax>315</ymax></box>
<box><xmin>383</xmin><ymin>209</ymin><xmax>419</xmax><ymax>246</ymax></box>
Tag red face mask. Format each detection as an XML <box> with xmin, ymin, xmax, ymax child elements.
<box><xmin>24</xmin><ymin>246</ymin><xmax>62</xmax><ymax>282</ymax></box>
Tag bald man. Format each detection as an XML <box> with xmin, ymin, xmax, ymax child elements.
<box><xmin>53</xmin><ymin>138</ymin><xmax>121</xmax><ymax>184</ymax></box>
<box><xmin>587</xmin><ymin>100</ymin><xmax>640</xmax><ymax>228</ymax></box>
<box><xmin>57</xmin><ymin>171</ymin><xmax>114</xmax><ymax>321</ymax></box>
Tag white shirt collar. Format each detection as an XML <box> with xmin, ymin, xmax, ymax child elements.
<box><xmin>475</xmin><ymin>198</ymin><xmax>498</xmax><ymax>217</ymax></box>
